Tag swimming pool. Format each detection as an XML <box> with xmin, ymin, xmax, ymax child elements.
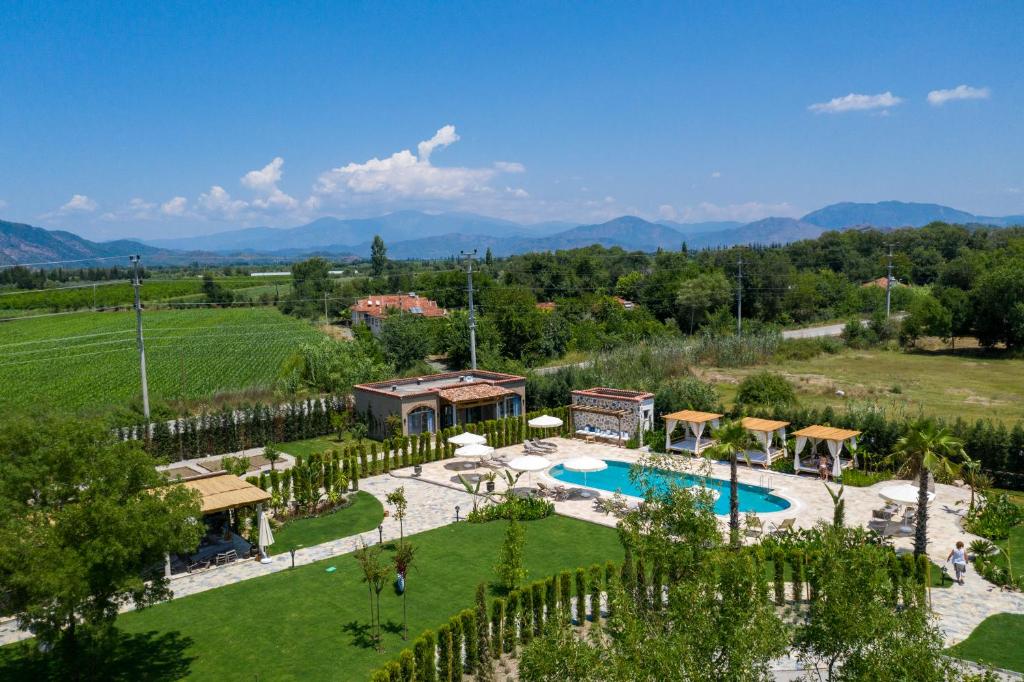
<box><xmin>548</xmin><ymin>459</ymin><xmax>791</xmax><ymax>514</ymax></box>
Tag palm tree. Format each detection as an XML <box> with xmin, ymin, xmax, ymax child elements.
<box><xmin>959</xmin><ymin>454</ymin><xmax>988</xmax><ymax>513</ymax></box>
<box><xmin>891</xmin><ymin>420</ymin><xmax>964</xmax><ymax>557</ymax></box>
<box><xmin>708</xmin><ymin>420</ymin><xmax>755</xmax><ymax>547</ymax></box>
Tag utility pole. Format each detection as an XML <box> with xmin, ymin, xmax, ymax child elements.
<box><xmin>130</xmin><ymin>255</ymin><xmax>151</xmax><ymax>423</ymax></box>
<box><xmin>736</xmin><ymin>255</ymin><xmax>744</xmax><ymax>336</ymax></box>
<box><xmin>324</xmin><ymin>291</ymin><xmax>329</xmax><ymax>326</ymax></box>
<box><xmin>885</xmin><ymin>245</ymin><xmax>894</xmax><ymax>320</ymax></box>
<box><xmin>461</xmin><ymin>250</ymin><xmax>478</xmax><ymax>370</ymax></box>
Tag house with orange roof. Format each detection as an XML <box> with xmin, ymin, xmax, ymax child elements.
<box><xmin>350</xmin><ymin>293</ymin><xmax>447</xmax><ymax>335</ymax></box>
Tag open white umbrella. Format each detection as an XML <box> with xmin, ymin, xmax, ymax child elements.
<box><xmin>562</xmin><ymin>456</ymin><xmax>607</xmax><ymax>485</ymax></box>
<box><xmin>258</xmin><ymin>512</ymin><xmax>275</xmax><ymax>564</ymax></box>
<box><xmin>528</xmin><ymin>415</ymin><xmax>563</xmax><ymax>429</ymax></box>
<box><xmin>449</xmin><ymin>431</ymin><xmax>487</xmax><ymax>446</ymax></box>
<box><xmin>879</xmin><ymin>484</ymin><xmax>935</xmax><ymax>533</ymax></box>
<box><xmin>879</xmin><ymin>484</ymin><xmax>935</xmax><ymax>507</ymax></box>
<box><xmin>508</xmin><ymin>454</ymin><xmax>551</xmax><ymax>487</ymax></box>
<box><xmin>454</xmin><ymin>443</ymin><xmax>495</xmax><ymax>469</ymax></box>
<box><xmin>562</xmin><ymin>456</ymin><xmax>607</xmax><ymax>498</ymax></box>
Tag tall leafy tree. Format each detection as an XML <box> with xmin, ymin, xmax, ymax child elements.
<box><xmin>380</xmin><ymin>314</ymin><xmax>432</xmax><ymax>371</ymax></box>
<box><xmin>371</xmin><ymin>235</ymin><xmax>388</xmax><ymax>277</ymax></box>
<box><xmin>0</xmin><ymin>416</ymin><xmax>203</xmax><ymax>663</ymax></box>
<box><xmin>890</xmin><ymin>420</ymin><xmax>964</xmax><ymax>557</ymax></box>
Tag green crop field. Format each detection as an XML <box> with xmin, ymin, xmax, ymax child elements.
<box><xmin>0</xmin><ymin>276</ymin><xmax>290</xmax><ymax>312</ymax></box>
<box><xmin>0</xmin><ymin>308</ymin><xmax>325</xmax><ymax>415</ymax></box>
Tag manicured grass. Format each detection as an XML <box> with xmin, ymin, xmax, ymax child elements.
<box><xmin>278</xmin><ymin>434</ymin><xmax>377</xmax><ymax>458</ymax></box>
<box><xmin>707</xmin><ymin>347</ymin><xmax>1024</xmax><ymax>423</ymax></box>
<box><xmin>0</xmin><ymin>516</ymin><xmax>623</xmax><ymax>681</ymax></box>
<box><xmin>992</xmin><ymin>525</ymin><xmax>1023</xmax><ymax>574</ymax></box>
<box><xmin>947</xmin><ymin>613</ymin><xmax>1024</xmax><ymax>673</ymax></box>
<box><xmin>269</xmin><ymin>491</ymin><xmax>384</xmax><ymax>555</ymax></box>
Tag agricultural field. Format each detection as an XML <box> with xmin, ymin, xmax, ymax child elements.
<box><xmin>0</xmin><ymin>276</ymin><xmax>289</xmax><ymax>313</ymax></box>
<box><xmin>704</xmin><ymin>347</ymin><xmax>1024</xmax><ymax>423</ymax></box>
<box><xmin>0</xmin><ymin>307</ymin><xmax>325</xmax><ymax>415</ymax></box>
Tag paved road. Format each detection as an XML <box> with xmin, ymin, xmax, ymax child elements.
<box><xmin>781</xmin><ymin>321</ymin><xmax>850</xmax><ymax>339</ymax></box>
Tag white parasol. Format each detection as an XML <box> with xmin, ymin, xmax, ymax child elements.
<box><xmin>879</xmin><ymin>484</ymin><xmax>935</xmax><ymax>507</ymax></box>
<box><xmin>508</xmin><ymin>454</ymin><xmax>551</xmax><ymax>487</ymax></box>
<box><xmin>449</xmin><ymin>431</ymin><xmax>487</xmax><ymax>446</ymax></box>
<box><xmin>258</xmin><ymin>512</ymin><xmax>275</xmax><ymax>563</ymax></box>
<box><xmin>562</xmin><ymin>456</ymin><xmax>607</xmax><ymax>485</ymax></box>
<box><xmin>528</xmin><ymin>415</ymin><xmax>563</xmax><ymax>429</ymax></box>
<box><xmin>453</xmin><ymin>443</ymin><xmax>494</xmax><ymax>469</ymax></box>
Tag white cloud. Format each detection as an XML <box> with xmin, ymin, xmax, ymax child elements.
<box><xmin>809</xmin><ymin>91</ymin><xmax>902</xmax><ymax>114</ymax></box>
<box><xmin>416</xmin><ymin>125</ymin><xmax>459</xmax><ymax>162</ymax></box>
<box><xmin>494</xmin><ymin>161</ymin><xmax>526</xmax><ymax>173</ymax></box>
<box><xmin>710</xmin><ymin>171</ymin><xmax>722</xmax><ymax>179</ymax></box>
<box><xmin>315</xmin><ymin>125</ymin><xmax>500</xmax><ymax>201</ymax></box>
<box><xmin>678</xmin><ymin>201</ymin><xmax>800</xmax><ymax>222</ymax></box>
<box><xmin>197</xmin><ymin>185</ymin><xmax>248</xmax><ymax>220</ymax></box>
<box><xmin>505</xmin><ymin>187</ymin><xmax>529</xmax><ymax>198</ymax></box>
<box><xmin>927</xmin><ymin>84</ymin><xmax>990</xmax><ymax>106</ymax></box>
<box><xmin>240</xmin><ymin>157</ymin><xmax>299</xmax><ymax>211</ymax></box>
<box><xmin>161</xmin><ymin>196</ymin><xmax>188</xmax><ymax>216</ymax></box>
<box><xmin>658</xmin><ymin>204</ymin><xmax>678</xmax><ymax>220</ymax></box>
<box><xmin>59</xmin><ymin>194</ymin><xmax>98</xmax><ymax>213</ymax></box>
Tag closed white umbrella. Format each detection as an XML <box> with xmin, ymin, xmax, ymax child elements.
<box><xmin>453</xmin><ymin>443</ymin><xmax>494</xmax><ymax>470</ymax></box>
<box><xmin>449</xmin><ymin>431</ymin><xmax>487</xmax><ymax>446</ymax></box>
<box><xmin>258</xmin><ymin>512</ymin><xmax>275</xmax><ymax>564</ymax></box>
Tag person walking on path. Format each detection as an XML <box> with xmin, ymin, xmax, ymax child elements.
<box><xmin>947</xmin><ymin>541</ymin><xmax>968</xmax><ymax>585</ymax></box>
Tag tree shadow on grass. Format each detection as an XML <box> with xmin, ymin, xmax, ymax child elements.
<box><xmin>341</xmin><ymin>620</ymin><xmax>375</xmax><ymax>649</ymax></box>
<box><xmin>0</xmin><ymin>629</ymin><xmax>195</xmax><ymax>681</ymax></box>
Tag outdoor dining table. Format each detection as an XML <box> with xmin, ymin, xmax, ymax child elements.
<box><xmin>878</xmin><ymin>484</ymin><xmax>935</xmax><ymax>533</ymax></box>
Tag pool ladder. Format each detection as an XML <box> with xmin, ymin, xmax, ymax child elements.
<box><xmin>759</xmin><ymin>473</ymin><xmax>774</xmax><ymax>490</ymax></box>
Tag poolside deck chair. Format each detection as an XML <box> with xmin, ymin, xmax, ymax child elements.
<box><xmin>769</xmin><ymin>518</ymin><xmax>796</xmax><ymax>535</ymax></box>
<box><xmin>744</xmin><ymin>513</ymin><xmax>764</xmax><ymax>539</ymax></box>
<box><xmin>527</xmin><ymin>439</ymin><xmax>557</xmax><ymax>452</ymax></box>
<box><xmin>536</xmin><ymin>482</ymin><xmax>554</xmax><ymax>498</ymax></box>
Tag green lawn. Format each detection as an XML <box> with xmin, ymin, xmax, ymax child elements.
<box><xmin>992</xmin><ymin>525</ymin><xmax>1023</xmax><ymax>574</ymax></box>
<box><xmin>707</xmin><ymin>347</ymin><xmax>1024</xmax><ymax>423</ymax></box>
<box><xmin>269</xmin><ymin>491</ymin><xmax>384</xmax><ymax>555</ymax></box>
<box><xmin>278</xmin><ymin>434</ymin><xmax>377</xmax><ymax>458</ymax></box>
<box><xmin>0</xmin><ymin>516</ymin><xmax>622</xmax><ymax>681</ymax></box>
<box><xmin>947</xmin><ymin>613</ymin><xmax>1024</xmax><ymax>673</ymax></box>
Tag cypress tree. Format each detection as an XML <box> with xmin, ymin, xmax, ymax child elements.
<box><xmin>461</xmin><ymin>610</ymin><xmax>477</xmax><ymax>675</ymax></box>
<box><xmin>503</xmin><ymin>591</ymin><xmax>518</xmax><ymax>653</ymax></box>
<box><xmin>575</xmin><ymin>568</ymin><xmax>587</xmax><ymax>623</ymax></box>
<box><xmin>791</xmin><ymin>550</ymin><xmax>805</xmax><ymax>602</ymax></box>
<box><xmin>520</xmin><ymin>588</ymin><xmax>533</xmax><ymax>644</ymax></box>
<box><xmin>420</xmin><ymin>629</ymin><xmax>437</xmax><ymax>682</ymax></box>
<box><xmin>449</xmin><ymin>617</ymin><xmax>463</xmax><ymax>681</ymax></box>
<box><xmin>545</xmin><ymin>576</ymin><xmax>557</xmax><ymax>623</ymax></box>
<box><xmin>589</xmin><ymin>564</ymin><xmax>603</xmax><ymax>618</ymax></box>
<box><xmin>437</xmin><ymin>624</ymin><xmax>452</xmax><ymax>682</ymax></box>
<box><xmin>491</xmin><ymin>598</ymin><xmax>505</xmax><ymax>657</ymax></box>
<box><xmin>531</xmin><ymin>581</ymin><xmax>544</xmax><ymax>635</ymax></box>
<box><xmin>773</xmin><ymin>550</ymin><xmax>786</xmax><ymax>604</ymax></box>
<box><xmin>398</xmin><ymin>650</ymin><xmax>415</xmax><ymax>682</ymax></box>
<box><xmin>559</xmin><ymin>570</ymin><xmax>572</xmax><ymax>620</ymax></box>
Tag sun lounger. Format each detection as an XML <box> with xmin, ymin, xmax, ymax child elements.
<box><xmin>769</xmin><ymin>518</ymin><xmax>796</xmax><ymax>535</ymax></box>
<box><xmin>744</xmin><ymin>513</ymin><xmax>764</xmax><ymax>538</ymax></box>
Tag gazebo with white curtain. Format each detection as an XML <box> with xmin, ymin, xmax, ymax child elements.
<box><xmin>791</xmin><ymin>425</ymin><xmax>861</xmax><ymax>478</ymax></box>
<box><xmin>663</xmin><ymin>410</ymin><xmax>723</xmax><ymax>455</ymax></box>
<box><xmin>738</xmin><ymin>417</ymin><xmax>790</xmax><ymax>467</ymax></box>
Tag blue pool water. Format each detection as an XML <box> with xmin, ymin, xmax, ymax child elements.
<box><xmin>549</xmin><ymin>459</ymin><xmax>791</xmax><ymax>514</ymax></box>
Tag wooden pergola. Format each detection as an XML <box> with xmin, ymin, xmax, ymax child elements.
<box><xmin>739</xmin><ymin>417</ymin><xmax>790</xmax><ymax>467</ymax></box>
<box><xmin>569</xmin><ymin>404</ymin><xmax>630</xmax><ymax>447</ymax></box>
<box><xmin>663</xmin><ymin>410</ymin><xmax>723</xmax><ymax>455</ymax></box>
<box><xmin>791</xmin><ymin>425</ymin><xmax>861</xmax><ymax>478</ymax></box>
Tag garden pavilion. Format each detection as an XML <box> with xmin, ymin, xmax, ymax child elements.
<box><xmin>166</xmin><ymin>472</ymin><xmax>271</xmax><ymax>576</ymax></box>
<box><xmin>791</xmin><ymin>425</ymin><xmax>861</xmax><ymax>478</ymax></box>
<box><xmin>738</xmin><ymin>417</ymin><xmax>790</xmax><ymax>467</ymax></box>
<box><xmin>664</xmin><ymin>410</ymin><xmax>723</xmax><ymax>455</ymax></box>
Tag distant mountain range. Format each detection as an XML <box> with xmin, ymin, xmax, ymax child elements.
<box><xmin>2</xmin><ymin>201</ymin><xmax>1023</xmax><ymax>266</ymax></box>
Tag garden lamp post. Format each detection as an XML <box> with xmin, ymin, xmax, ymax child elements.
<box><xmin>455</xmin><ymin>505</ymin><xmax>461</xmax><ymax>522</ymax></box>
<box><xmin>290</xmin><ymin>548</ymin><xmax>297</xmax><ymax>569</ymax></box>
<box><xmin>378</xmin><ymin>524</ymin><xmax>384</xmax><ymax>545</ymax></box>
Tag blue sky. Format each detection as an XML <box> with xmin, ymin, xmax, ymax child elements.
<box><xmin>1</xmin><ymin>1</ymin><xmax>1021</xmax><ymax>240</ymax></box>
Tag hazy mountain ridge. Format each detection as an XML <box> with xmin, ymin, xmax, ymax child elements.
<box><xmin>4</xmin><ymin>201</ymin><xmax>1024</xmax><ymax>265</ymax></box>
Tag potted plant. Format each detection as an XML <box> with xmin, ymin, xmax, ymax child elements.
<box><xmin>484</xmin><ymin>472</ymin><xmax>497</xmax><ymax>493</ymax></box>
<box><xmin>414</xmin><ymin>463</ymin><xmax>422</xmax><ymax>476</ymax></box>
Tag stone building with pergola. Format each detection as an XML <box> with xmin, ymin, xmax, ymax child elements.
<box><xmin>570</xmin><ymin>387</ymin><xmax>655</xmax><ymax>444</ymax></box>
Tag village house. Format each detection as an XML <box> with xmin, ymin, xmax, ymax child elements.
<box><xmin>349</xmin><ymin>293</ymin><xmax>446</xmax><ymax>335</ymax></box>
<box><xmin>353</xmin><ymin>370</ymin><xmax>527</xmax><ymax>438</ymax></box>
